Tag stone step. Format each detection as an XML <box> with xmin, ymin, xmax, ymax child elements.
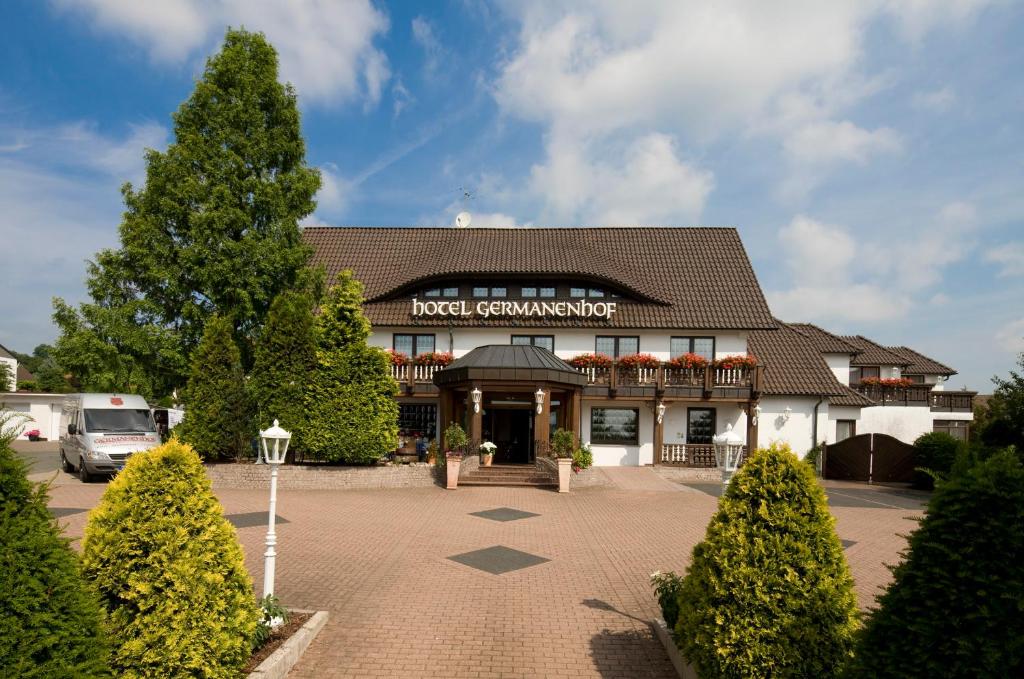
<box><xmin>459</xmin><ymin>478</ymin><xmax>556</xmax><ymax>487</ymax></box>
<box><xmin>470</xmin><ymin>468</ymin><xmax>541</xmax><ymax>476</ymax></box>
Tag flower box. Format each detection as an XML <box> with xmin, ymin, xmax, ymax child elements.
<box><xmin>667</xmin><ymin>353</ymin><xmax>708</xmax><ymax>369</ymax></box>
<box><xmin>387</xmin><ymin>349</ymin><xmax>409</xmax><ymax>366</ymax></box>
<box><xmin>861</xmin><ymin>377</ymin><xmax>913</xmax><ymax>387</ymax></box>
<box><xmin>712</xmin><ymin>354</ymin><xmax>758</xmax><ymax>369</ymax></box>
<box><xmin>617</xmin><ymin>353</ymin><xmax>661</xmax><ymax>369</ymax></box>
<box><xmin>413</xmin><ymin>351</ymin><xmax>453</xmax><ymax>367</ymax></box>
<box><xmin>568</xmin><ymin>353</ymin><xmax>613</xmax><ymax>369</ymax></box>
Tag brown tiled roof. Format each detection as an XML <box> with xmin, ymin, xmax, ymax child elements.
<box><xmin>829</xmin><ymin>386</ymin><xmax>876</xmax><ymax>407</ymax></box>
<box><xmin>840</xmin><ymin>335</ymin><xmax>911</xmax><ymax>367</ymax></box>
<box><xmin>748</xmin><ymin>322</ymin><xmax>849</xmax><ymax>398</ymax></box>
<box><xmin>886</xmin><ymin>346</ymin><xmax>956</xmax><ymax>376</ymax></box>
<box><xmin>303</xmin><ymin>227</ymin><xmax>777</xmax><ymax>330</ymax></box>
<box><xmin>788</xmin><ymin>323</ymin><xmax>860</xmax><ymax>354</ymax></box>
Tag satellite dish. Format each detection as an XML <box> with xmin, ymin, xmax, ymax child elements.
<box><xmin>455</xmin><ymin>211</ymin><xmax>472</xmax><ymax>228</ymax></box>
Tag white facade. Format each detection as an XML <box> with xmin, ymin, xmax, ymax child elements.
<box><xmin>1</xmin><ymin>393</ymin><xmax>65</xmax><ymax>439</ymax></box>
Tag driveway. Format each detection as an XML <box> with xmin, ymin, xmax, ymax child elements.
<box><xmin>45</xmin><ymin>470</ymin><xmax>922</xmax><ymax>678</ymax></box>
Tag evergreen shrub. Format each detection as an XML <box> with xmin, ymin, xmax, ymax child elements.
<box><xmin>178</xmin><ymin>314</ymin><xmax>251</xmax><ymax>460</ymax></box>
<box><xmin>911</xmin><ymin>431</ymin><xmax>961</xmax><ymax>489</ymax></box>
<box><xmin>850</xmin><ymin>450</ymin><xmax>1024</xmax><ymax>678</ymax></box>
<box><xmin>0</xmin><ymin>412</ymin><xmax>110</xmax><ymax>677</ymax></box>
<box><xmin>675</xmin><ymin>443</ymin><xmax>859</xmax><ymax>678</ymax></box>
<box><xmin>81</xmin><ymin>440</ymin><xmax>260</xmax><ymax>678</ymax></box>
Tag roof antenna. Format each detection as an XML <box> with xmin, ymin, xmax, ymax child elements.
<box><xmin>455</xmin><ymin>211</ymin><xmax>472</xmax><ymax>228</ymax></box>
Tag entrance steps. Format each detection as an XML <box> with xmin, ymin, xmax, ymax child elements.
<box><xmin>460</xmin><ymin>464</ymin><xmax>556</xmax><ymax>488</ymax></box>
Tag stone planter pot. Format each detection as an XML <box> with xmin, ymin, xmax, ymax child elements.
<box><xmin>446</xmin><ymin>452</ymin><xmax>462</xmax><ymax>489</ymax></box>
<box><xmin>481</xmin><ymin>453</ymin><xmax>494</xmax><ymax>467</ymax></box>
<box><xmin>557</xmin><ymin>457</ymin><xmax>572</xmax><ymax>493</ymax></box>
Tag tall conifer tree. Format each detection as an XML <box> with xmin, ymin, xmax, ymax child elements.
<box><xmin>53</xmin><ymin>28</ymin><xmax>320</xmax><ymax>398</ymax></box>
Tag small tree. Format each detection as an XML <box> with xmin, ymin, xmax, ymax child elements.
<box><xmin>0</xmin><ymin>412</ymin><xmax>109</xmax><ymax>676</ymax></box>
<box><xmin>977</xmin><ymin>352</ymin><xmax>1024</xmax><ymax>458</ymax></box>
<box><xmin>911</xmin><ymin>431</ymin><xmax>961</xmax><ymax>489</ymax></box>
<box><xmin>675</xmin><ymin>443</ymin><xmax>859</xmax><ymax>678</ymax></box>
<box><xmin>851</xmin><ymin>450</ymin><xmax>1024</xmax><ymax>678</ymax></box>
<box><xmin>0</xmin><ymin>362</ymin><xmax>11</xmax><ymax>392</ymax></box>
<box><xmin>249</xmin><ymin>286</ymin><xmax>317</xmax><ymax>451</ymax></box>
<box><xmin>178</xmin><ymin>314</ymin><xmax>251</xmax><ymax>460</ymax></box>
<box><xmin>81</xmin><ymin>440</ymin><xmax>260</xmax><ymax>677</ymax></box>
<box><xmin>300</xmin><ymin>272</ymin><xmax>398</xmax><ymax>463</ymax></box>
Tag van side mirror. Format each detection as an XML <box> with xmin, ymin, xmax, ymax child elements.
<box><xmin>67</xmin><ymin>423</ymin><xmax>77</xmax><ymax>435</ymax></box>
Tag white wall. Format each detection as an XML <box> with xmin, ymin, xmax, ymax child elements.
<box><xmin>1</xmin><ymin>393</ymin><xmax>65</xmax><ymax>439</ymax></box>
<box><xmin>757</xmin><ymin>396</ymin><xmax>826</xmax><ymax>457</ymax></box>
<box><xmin>824</xmin><ymin>354</ymin><xmax>851</xmax><ymax>385</ymax></box>
<box><xmin>581</xmin><ymin>399</ymin><xmax>654</xmax><ymax>466</ymax></box>
<box><xmin>0</xmin><ymin>356</ymin><xmax>16</xmax><ymax>392</ymax></box>
<box><xmin>369</xmin><ymin>326</ymin><xmax>751</xmax><ymax>361</ymax></box>
<box><xmin>859</xmin><ymin>405</ymin><xmax>935</xmax><ymax>444</ymax></box>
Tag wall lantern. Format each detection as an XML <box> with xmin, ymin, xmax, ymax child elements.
<box><xmin>258</xmin><ymin>419</ymin><xmax>291</xmax><ymax>601</ymax></box>
<box><xmin>752</xmin><ymin>403</ymin><xmax>762</xmax><ymax>426</ymax></box>
<box><xmin>782</xmin><ymin>406</ymin><xmax>792</xmax><ymax>423</ymax></box>
<box><xmin>656</xmin><ymin>401</ymin><xmax>666</xmax><ymax>425</ymax></box>
<box><xmin>534</xmin><ymin>388</ymin><xmax>546</xmax><ymax>414</ymax></box>
<box><xmin>470</xmin><ymin>387</ymin><xmax>482</xmax><ymax>414</ymax></box>
<box><xmin>712</xmin><ymin>423</ymin><xmax>745</xmax><ymax>486</ymax></box>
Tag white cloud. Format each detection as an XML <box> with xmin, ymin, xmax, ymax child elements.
<box><xmin>312</xmin><ymin>165</ymin><xmax>350</xmax><ymax>219</ymax></box>
<box><xmin>391</xmin><ymin>79</ymin><xmax>414</xmax><ymax>117</ymax></box>
<box><xmin>995</xmin><ymin>318</ymin><xmax>1024</xmax><ymax>354</ymax></box>
<box><xmin>782</xmin><ymin>120</ymin><xmax>902</xmax><ymax>168</ymax></box>
<box><xmin>985</xmin><ymin>242</ymin><xmax>1024</xmax><ymax>277</ymax></box>
<box><xmin>912</xmin><ymin>86</ymin><xmax>957</xmax><ymax>111</ymax></box>
<box><xmin>53</xmin><ymin>0</ymin><xmax>391</xmax><ymax>107</ymax></box>
<box><xmin>529</xmin><ymin>132</ymin><xmax>713</xmax><ymax>224</ymax></box>
<box><xmin>411</xmin><ymin>15</ymin><xmax>445</xmax><ymax>79</ymax></box>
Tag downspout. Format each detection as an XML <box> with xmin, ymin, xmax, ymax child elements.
<box><xmin>812</xmin><ymin>396</ymin><xmax>825</xmax><ymax>476</ymax></box>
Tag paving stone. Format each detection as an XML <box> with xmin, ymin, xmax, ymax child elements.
<box><xmin>448</xmin><ymin>545</ymin><xmax>551</xmax><ymax>575</ymax></box>
<box><xmin>225</xmin><ymin>511</ymin><xmax>290</xmax><ymax>529</ymax></box>
<box><xmin>49</xmin><ymin>507</ymin><xmax>87</xmax><ymax>518</ymax></box>
<box><xmin>468</xmin><ymin>507</ymin><xmax>540</xmax><ymax>522</ymax></box>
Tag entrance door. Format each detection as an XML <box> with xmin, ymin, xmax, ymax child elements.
<box><xmin>488</xmin><ymin>409</ymin><xmax>533</xmax><ymax>464</ymax></box>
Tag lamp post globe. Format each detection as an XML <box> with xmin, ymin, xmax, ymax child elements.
<box><xmin>258</xmin><ymin>419</ymin><xmax>291</xmax><ymax>602</ymax></box>
<box><xmin>712</xmin><ymin>423</ymin><xmax>745</xmax><ymax>487</ymax></box>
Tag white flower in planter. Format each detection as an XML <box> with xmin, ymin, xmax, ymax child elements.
<box><xmin>479</xmin><ymin>441</ymin><xmax>497</xmax><ymax>454</ymax></box>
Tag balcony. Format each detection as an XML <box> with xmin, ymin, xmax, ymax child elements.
<box><xmin>390</xmin><ymin>364</ymin><xmax>442</xmax><ymax>394</ymax></box>
<box><xmin>660</xmin><ymin>443</ymin><xmax>747</xmax><ymax>467</ymax></box>
<box><xmin>854</xmin><ymin>383</ymin><xmax>976</xmax><ymax>412</ymax></box>
<box><xmin>579</xmin><ymin>364</ymin><xmax>761</xmax><ymax>400</ymax></box>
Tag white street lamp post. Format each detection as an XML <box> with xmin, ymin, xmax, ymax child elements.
<box><xmin>712</xmin><ymin>423</ymin><xmax>745</xmax><ymax>487</ymax></box>
<box><xmin>259</xmin><ymin>419</ymin><xmax>291</xmax><ymax>599</ymax></box>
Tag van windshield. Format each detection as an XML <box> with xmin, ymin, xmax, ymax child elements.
<box><xmin>84</xmin><ymin>409</ymin><xmax>156</xmax><ymax>433</ymax></box>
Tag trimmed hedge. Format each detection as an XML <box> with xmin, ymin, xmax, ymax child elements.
<box><xmin>0</xmin><ymin>413</ymin><xmax>109</xmax><ymax>677</ymax></box>
<box><xmin>850</xmin><ymin>450</ymin><xmax>1024</xmax><ymax>678</ymax></box>
<box><xmin>675</xmin><ymin>443</ymin><xmax>859</xmax><ymax>678</ymax></box>
<box><xmin>81</xmin><ymin>440</ymin><xmax>259</xmax><ymax>677</ymax></box>
<box><xmin>911</xmin><ymin>431</ymin><xmax>961</xmax><ymax>489</ymax></box>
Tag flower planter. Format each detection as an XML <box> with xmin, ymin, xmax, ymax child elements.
<box><xmin>481</xmin><ymin>452</ymin><xmax>494</xmax><ymax>467</ymax></box>
<box><xmin>445</xmin><ymin>452</ymin><xmax>462</xmax><ymax>489</ymax></box>
<box><xmin>557</xmin><ymin>457</ymin><xmax>572</xmax><ymax>493</ymax></box>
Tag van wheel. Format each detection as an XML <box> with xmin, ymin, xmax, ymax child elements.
<box><xmin>79</xmin><ymin>461</ymin><xmax>93</xmax><ymax>483</ymax></box>
<box><xmin>60</xmin><ymin>450</ymin><xmax>73</xmax><ymax>473</ymax></box>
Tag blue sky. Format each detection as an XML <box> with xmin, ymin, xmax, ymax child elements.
<box><xmin>1</xmin><ymin>1</ymin><xmax>1022</xmax><ymax>390</ymax></box>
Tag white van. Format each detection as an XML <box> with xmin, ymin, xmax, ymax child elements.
<box><xmin>59</xmin><ymin>394</ymin><xmax>161</xmax><ymax>482</ymax></box>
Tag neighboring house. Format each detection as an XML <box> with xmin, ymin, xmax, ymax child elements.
<box><xmin>0</xmin><ymin>343</ymin><xmax>17</xmax><ymax>393</ymax></box>
<box><xmin>296</xmin><ymin>225</ymin><xmax>973</xmax><ymax>466</ymax></box>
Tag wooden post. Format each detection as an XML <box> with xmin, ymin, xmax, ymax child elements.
<box><xmin>746</xmin><ymin>401</ymin><xmax>759</xmax><ymax>453</ymax></box>
<box><xmin>407</xmin><ymin>362</ymin><xmax>416</xmax><ymax>393</ymax></box>
<box><xmin>656</xmin><ymin>364</ymin><xmax>665</xmax><ymax>392</ymax></box>
<box><xmin>534</xmin><ymin>387</ymin><xmax>551</xmax><ymax>449</ymax></box>
<box><xmin>653</xmin><ymin>403</ymin><xmax>664</xmax><ymax>466</ymax></box>
<box><xmin>570</xmin><ymin>388</ymin><xmax>582</xmax><ymax>441</ymax></box>
<box><xmin>703</xmin><ymin>364</ymin><xmax>713</xmax><ymax>394</ymax></box>
<box><xmin>438</xmin><ymin>388</ymin><xmax>450</xmax><ymax>452</ymax></box>
<box><xmin>609</xmin><ymin>362</ymin><xmax>618</xmax><ymax>394</ymax></box>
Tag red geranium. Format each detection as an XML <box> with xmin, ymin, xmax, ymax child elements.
<box><xmin>712</xmin><ymin>354</ymin><xmax>758</xmax><ymax>369</ymax></box>
<box><xmin>667</xmin><ymin>352</ymin><xmax>708</xmax><ymax>369</ymax></box>
<box><xmin>387</xmin><ymin>349</ymin><xmax>409</xmax><ymax>366</ymax></box>
<box><xmin>414</xmin><ymin>351</ymin><xmax>453</xmax><ymax>366</ymax></box>
<box><xmin>617</xmin><ymin>353</ymin><xmax>662</xmax><ymax>369</ymax></box>
<box><xmin>568</xmin><ymin>353</ymin><xmax>613</xmax><ymax>369</ymax></box>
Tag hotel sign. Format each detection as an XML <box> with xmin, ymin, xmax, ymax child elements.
<box><xmin>413</xmin><ymin>298</ymin><xmax>617</xmax><ymax>320</ymax></box>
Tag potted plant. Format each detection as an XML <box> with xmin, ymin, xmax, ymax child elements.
<box><xmin>479</xmin><ymin>441</ymin><xmax>497</xmax><ymax>466</ymax></box>
<box><xmin>444</xmin><ymin>422</ymin><xmax>469</xmax><ymax>490</ymax></box>
<box><xmin>26</xmin><ymin>429</ymin><xmax>41</xmax><ymax>442</ymax></box>
<box><xmin>551</xmin><ymin>428</ymin><xmax>575</xmax><ymax>493</ymax></box>
<box><xmin>426</xmin><ymin>439</ymin><xmax>439</xmax><ymax>465</ymax></box>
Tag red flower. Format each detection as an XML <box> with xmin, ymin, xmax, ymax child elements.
<box><xmin>617</xmin><ymin>353</ymin><xmax>661</xmax><ymax>369</ymax></box>
<box><xmin>667</xmin><ymin>352</ymin><xmax>707</xmax><ymax>369</ymax></box>
<box><xmin>713</xmin><ymin>354</ymin><xmax>757</xmax><ymax>369</ymax></box>
<box><xmin>568</xmin><ymin>353</ymin><xmax>614</xmax><ymax>369</ymax></box>
<box><xmin>414</xmin><ymin>351</ymin><xmax>453</xmax><ymax>366</ymax></box>
<box><xmin>387</xmin><ymin>349</ymin><xmax>409</xmax><ymax>366</ymax></box>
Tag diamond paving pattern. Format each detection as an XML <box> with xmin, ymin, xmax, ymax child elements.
<box><xmin>448</xmin><ymin>545</ymin><xmax>550</xmax><ymax>575</ymax></box>
<box><xmin>225</xmin><ymin>512</ymin><xmax>290</xmax><ymax>529</ymax></box>
<box><xmin>469</xmin><ymin>507</ymin><xmax>540</xmax><ymax>522</ymax></box>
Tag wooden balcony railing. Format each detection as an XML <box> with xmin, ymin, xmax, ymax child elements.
<box><xmin>578</xmin><ymin>364</ymin><xmax>760</xmax><ymax>392</ymax></box>
<box><xmin>390</xmin><ymin>364</ymin><xmax>443</xmax><ymax>390</ymax></box>
<box><xmin>854</xmin><ymin>384</ymin><xmax>976</xmax><ymax>412</ymax></box>
<box><xmin>660</xmin><ymin>443</ymin><xmax>747</xmax><ymax>467</ymax></box>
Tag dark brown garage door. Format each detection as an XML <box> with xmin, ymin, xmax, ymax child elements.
<box><xmin>823</xmin><ymin>433</ymin><xmax>916</xmax><ymax>483</ymax></box>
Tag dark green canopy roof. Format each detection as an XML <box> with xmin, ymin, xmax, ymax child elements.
<box><xmin>433</xmin><ymin>345</ymin><xmax>588</xmax><ymax>387</ymax></box>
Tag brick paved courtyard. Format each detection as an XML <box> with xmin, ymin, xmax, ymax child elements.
<box><xmin>45</xmin><ymin>467</ymin><xmax>924</xmax><ymax>678</ymax></box>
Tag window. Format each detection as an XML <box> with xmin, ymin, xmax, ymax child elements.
<box><xmin>521</xmin><ymin>286</ymin><xmax>537</xmax><ymax>298</ymax></box>
<box><xmin>472</xmin><ymin>287</ymin><xmax>488</xmax><ymax>298</ymax></box>
<box><xmin>539</xmin><ymin>287</ymin><xmax>555</xmax><ymax>298</ymax></box>
<box><xmin>686</xmin><ymin>408</ymin><xmax>716</xmax><ymax>444</ymax></box>
<box><xmin>670</xmin><ymin>336</ymin><xmax>715</xmax><ymax>361</ymax></box>
<box><xmin>570</xmin><ymin>287</ymin><xmax>586</xmax><ymax>298</ymax></box>
<box><xmin>443</xmin><ymin>286</ymin><xmax>459</xmax><ymax>297</ymax></box>
<box><xmin>590</xmin><ymin>408</ymin><xmax>639</xmax><ymax>444</ymax></box>
<box><xmin>472</xmin><ymin>286</ymin><xmax>505</xmax><ymax>298</ymax></box>
<box><xmin>836</xmin><ymin>419</ymin><xmax>856</xmax><ymax>442</ymax></box>
<box><xmin>512</xmin><ymin>335</ymin><xmax>554</xmax><ymax>352</ymax></box>
<box><xmin>906</xmin><ymin>374</ymin><xmax>926</xmax><ymax>384</ymax></box>
<box><xmin>850</xmin><ymin>366</ymin><xmax>880</xmax><ymax>385</ymax></box>
<box><xmin>596</xmin><ymin>336</ymin><xmax>639</xmax><ymax>357</ymax></box>
<box><xmin>398</xmin><ymin>403</ymin><xmax>437</xmax><ymax>439</ymax></box>
<box><xmin>84</xmin><ymin>409</ymin><xmax>156</xmax><ymax>433</ymax></box>
<box><xmin>491</xmin><ymin>287</ymin><xmax>507</xmax><ymax>298</ymax></box>
<box><xmin>393</xmin><ymin>334</ymin><xmax>435</xmax><ymax>357</ymax></box>
<box><xmin>934</xmin><ymin>420</ymin><xmax>969</xmax><ymax>442</ymax></box>
<box><xmin>588</xmin><ymin>288</ymin><xmax>605</xmax><ymax>298</ymax></box>
<box><xmin>424</xmin><ymin>288</ymin><xmax>441</xmax><ymax>297</ymax></box>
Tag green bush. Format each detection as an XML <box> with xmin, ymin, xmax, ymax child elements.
<box><xmin>0</xmin><ymin>412</ymin><xmax>110</xmax><ymax>677</ymax></box>
<box><xmin>81</xmin><ymin>440</ymin><xmax>260</xmax><ymax>677</ymax></box>
<box><xmin>551</xmin><ymin>428</ymin><xmax>575</xmax><ymax>458</ymax></box>
<box><xmin>850</xmin><ymin>450</ymin><xmax>1024</xmax><ymax>678</ymax></box>
<box><xmin>178</xmin><ymin>314</ymin><xmax>252</xmax><ymax>460</ymax></box>
<box><xmin>443</xmin><ymin>422</ymin><xmax>469</xmax><ymax>453</ymax></box>
<box><xmin>650</xmin><ymin>570</ymin><xmax>684</xmax><ymax>631</ymax></box>
<box><xmin>912</xmin><ymin>431</ymin><xmax>961</xmax><ymax>490</ymax></box>
<box><xmin>300</xmin><ymin>272</ymin><xmax>398</xmax><ymax>463</ymax></box>
<box><xmin>572</xmin><ymin>442</ymin><xmax>593</xmax><ymax>471</ymax></box>
<box><xmin>675</xmin><ymin>442</ymin><xmax>859</xmax><ymax>678</ymax></box>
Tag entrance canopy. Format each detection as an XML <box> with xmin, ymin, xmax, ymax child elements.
<box><xmin>432</xmin><ymin>345</ymin><xmax>588</xmax><ymax>388</ymax></box>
